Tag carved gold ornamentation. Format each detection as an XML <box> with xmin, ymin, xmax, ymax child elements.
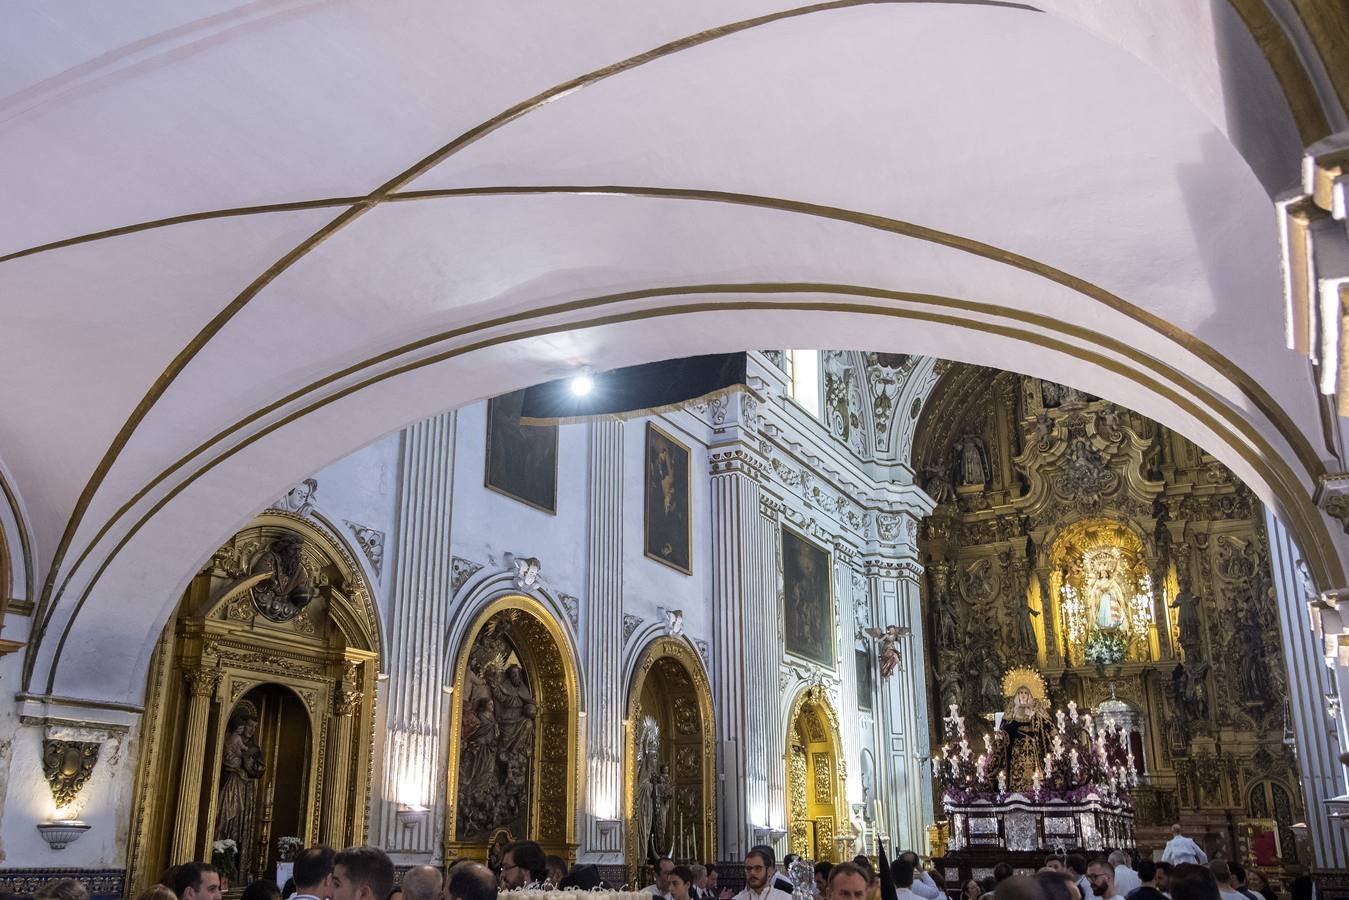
<box><xmin>187</xmin><ymin>666</ymin><xmax>223</xmax><ymax>698</ymax></box>
<box><xmin>813</xmin><ymin>753</ymin><xmax>833</xmax><ymax>804</ymax></box>
<box><xmin>43</xmin><ymin>739</ymin><xmax>100</xmax><ymax>809</ymax></box>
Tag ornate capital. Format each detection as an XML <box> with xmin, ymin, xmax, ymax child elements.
<box><xmin>42</xmin><ymin>739</ymin><xmax>100</xmax><ymax>809</ymax></box>
<box><xmin>185</xmin><ymin>666</ymin><xmax>223</xmax><ymax>699</ymax></box>
<box><xmin>708</xmin><ymin>446</ymin><xmax>766</xmax><ymax>480</ymax></box>
<box><xmin>333</xmin><ymin>660</ymin><xmax>363</xmax><ymax>716</ymax></box>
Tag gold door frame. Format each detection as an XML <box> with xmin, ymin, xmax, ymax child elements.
<box><xmin>444</xmin><ymin>592</ymin><xmax>581</xmax><ymax>861</ymax></box>
<box><xmin>624</xmin><ymin>636</ymin><xmax>717</xmax><ymax>881</ymax></box>
<box><xmin>125</xmin><ymin>511</ymin><xmax>380</xmax><ymax>894</ymax></box>
<box><xmin>784</xmin><ymin>684</ymin><xmax>849</xmax><ymax>862</ymax></box>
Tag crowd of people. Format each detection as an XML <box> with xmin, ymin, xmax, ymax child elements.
<box><xmin>0</xmin><ymin>828</ymin><xmax>1318</xmax><ymax>900</ymax></box>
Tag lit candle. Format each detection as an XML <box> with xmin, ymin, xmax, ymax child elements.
<box><xmin>997</xmin><ymin>771</ymin><xmax>1007</xmax><ymax>793</ymax></box>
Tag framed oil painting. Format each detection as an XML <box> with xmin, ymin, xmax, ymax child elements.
<box><xmin>855</xmin><ymin>646</ymin><xmax>873</xmax><ymax>710</ymax></box>
<box><xmin>644</xmin><ymin>423</ymin><xmax>692</xmax><ymax>574</ymax></box>
<box><xmin>782</xmin><ymin>527</ymin><xmax>834</xmax><ymax>667</ymax></box>
<box><xmin>485</xmin><ymin>389</ymin><xmax>558</xmax><ymax>514</ymax></box>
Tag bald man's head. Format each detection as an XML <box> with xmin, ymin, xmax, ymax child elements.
<box><xmin>448</xmin><ymin>863</ymin><xmax>496</xmax><ymax>900</ymax></box>
<box><xmin>401</xmin><ymin>867</ymin><xmax>443</xmax><ymax>900</ymax></box>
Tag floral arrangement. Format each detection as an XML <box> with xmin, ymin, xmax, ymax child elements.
<box><xmin>934</xmin><ymin>700</ymin><xmax>1137</xmax><ymax>804</ymax></box>
<box><xmin>1083</xmin><ymin>630</ymin><xmax>1128</xmax><ymax>674</ymax></box>
<box><xmin>277</xmin><ymin>835</ymin><xmax>303</xmax><ymax>862</ymax></box>
<box><xmin>211</xmin><ymin>839</ymin><xmax>239</xmax><ymax>883</ymax></box>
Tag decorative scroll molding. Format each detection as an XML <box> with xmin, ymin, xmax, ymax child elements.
<box><xmin>559</xmin><ymin>593</ymin><xmax>580</xmax><ymax>627</ymax></box>
<box><xmin>451</xmin><ymin>556</ymin><xmax>484</xmax><ymax>596</ymax></box>
<box><xmin>623</xmin><ymin>615</ymin><xmax>644</xmax><ymax>645</ymax></box>
<box><xmin>343</xmin><ymin>520</ymin><xmax>386</xmax><ymax>579</ymax></box>
<box><xmin>42</xmin><ymin>739</ymin><xmax>100</xmax><ymax>808</ymax></box>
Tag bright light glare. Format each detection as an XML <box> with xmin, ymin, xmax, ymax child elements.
<box><xmin>570</xmin><ymin>373</ymin><xmax>594</xmax><ymax>396</ymax></box>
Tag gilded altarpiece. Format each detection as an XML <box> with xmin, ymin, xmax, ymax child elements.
<box><xmin>444</xmin><ymin>595</ymin><xmax>580</xmax><ymax>863</ymax></box>
<box><xmin>785</xmin><ymin>685</ymin><xmax>848</xmax><ymax>864</ymax></box>
<box><xmin>624</xmin><ymin>637</ymin><xmax>716</xmax><ymax>884</ymax></box>
<box><xmin>915</xmin><ymin>366</ymin><xmax>1304</xmax><ymax>868</ymax></box>
<box><xmin>126</xmin><ymin>512</ymin><xmax>380</xmax><ymax>894</ymax></box>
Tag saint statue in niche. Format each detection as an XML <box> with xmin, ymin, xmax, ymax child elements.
<box><xmin>634</xmin><ymin>715</ymin><xmax>665</xmax><ymax>862</ymax></box>
<box><xmin>1094</xmin><ymin>589</ymin><xmax>1125</xmax><ymax>629</ymax></box>
<box><xmin>216</xmin><ymin>700</ymin><xmax>265</xmax><ymax>880</ymax></box>
<box><xmin>953</xmin><ymin>433</ymin><xmax>989</xmax><ymax>487</ymax></box>
<box><xmin>1170</xmin><ymin>588</ymin><xmax>1203</xmax><ymax>657</ymax></box>
<box><xmin>455</xmin><ymin>628</ymin><xmax>538</xmax><ymax>842</ymax></box>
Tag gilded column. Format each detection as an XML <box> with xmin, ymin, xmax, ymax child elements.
<box><xmin>581</xmin><ymin>419</ymin><xmax>624</xmax><ymax>862</ymax></box>
<box><xmin>377</xmin><ymin>411</ymin><xmax>456</xmax><ymax>853</ymax></box>
<box><xmin>709</xmin><ymin>441</ymin><xmax>771</xmax><ymax>863</ymax></box>
<box><xmin>322</xmin><ymin>662</ymin><xmax>362</xmax><ymax>847</ymax></box>
<box><xmin>1264</xmin><ymin>510</ymin><xmax>1349</xmax><ymax>868</ymax></box>
<box><xmin>171</xmin><ymin>665</ymin><xmax>222</xmax><ymax>864</ymax></box>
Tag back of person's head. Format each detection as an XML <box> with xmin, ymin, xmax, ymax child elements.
<box><xmin>1036</xmin><ymin>871</ymin><xmax>1077</xmax><ymax>900</ymax></box>
<box><xmin>294</xmin><ymin>847</ymin><xmax>337</xmax><ymax>892</ymax></box>
<box><xmin>891</xmin><ymin>859</ymin><xmax>915</xmax><ymax>889</ymax></box>
<box><xmin>994</xmin><ymin>876</ymin><xmax>1041</xmax><ymax>900</ymax></box>
<box><xmin>750</xmin><ymin>845</ymin><xmax>778</xmax><ymax>869</ymax></box>
<box><xmin>850</xmin><ymin>857</ymin><xmax>876</xmax><ymax>885</ymax></box>
<box><xmin>1290</xmin><ymin>876</ymin><xmax>1313</xmax><ymax>900</ymax></box>
<box><xmin>1108</xmin><ymin>851</ymin><xmax>1130</xmax><ymax>868</ymax></box>
<box><xmin>993</xmin><ymin>864</ymin><xmax>1013</xmax><ymax>884</ymax></box>
<box><xmin>544</xmin><ymin>857</ymin><xmax>567</xmax><ymax>881</ymax></box>
<box><xmin>240</xmin><ymin>881</ymin><xmax>280</xmax><ymax>900</ymax></box>
<box><xmin>1172</xmin><ymin>824</ymin><xmax>1184</xmax><ymax>836</ymax></box>
<box><xmin>1207</xmin><ymin>862</ymin><xmax>1232</xmax><ymax>887</ymax></box>
<box><xmin>170</xmin><ymin>864</ymin><xmax>219</xmax><ymax>899</ymax></box>
<box><xmin>559</xmin><ymin>864</ymin><xmax>603</xmax><ymax>892</ymax></box>
<box><xmin>900</xmin><ymin>852</ymin><xmax>920</xmax><ymax>868</ymax></box>
<box><xmin>505</xmin><ymin>841</ymin><xmax>547</xmax><ymax>882</ymax></box>
<box><xmin>447</xmin><ymin>863</ymin><xmax>497</xmax><ymax>900</ymax></box>
<box><xmin>829</xmin><ymin>863</ymin><xmax>871</xmax><ymax>890</ymax></box>
<box><xmin>1171</xmin><ymin>864</ymin><xmax>1221</xmax><ymax>900</ymax></box>
<box><xmin>1229</xmin><ymin>864</ymin><xmax>1247</xmax><ymax>885</ymax></box>
<box><xmin>1137</xmin><ymin>862</ymin><xmax>1157</xmax><ymax>883</ymax></box>
<box><xmin>134</xmin><ymin>886</ymin><xmax>179</xmax><ymax>900</ymax></box>
<box><xmin>334</xmin><ymin>847</ymin><xmax>396</xmax><ymax>900</ymax></box>
<box><xmin>673</xmin><ymin>867</ymin><xmax>696</xmax><ymax>887</ymax></box>
<box><xmin>1067</xmin><ymin>855</ymin><xmax>1088</xmax><ymax>877</ymax></box>
<box><xmin>816</xmin><ymin>861</ymin><xmax>834</xmax><ymax>879</ymax></box>
<box><xmin>34</xmin><ymin>880</ymin><xmax>88</xmax><ymax>900</ymax></box>
<box><xmin>400</xmin><ymin>866</ymin><xmax>443</xmax><ymax>900</ymax></box>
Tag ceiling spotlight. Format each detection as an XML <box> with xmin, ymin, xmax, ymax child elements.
<box><xmin>570</xmin><ymin>369</ymin><xmax>595</xmax><ymax>397</ymax></box>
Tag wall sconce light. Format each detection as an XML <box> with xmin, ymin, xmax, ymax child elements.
<box><xmin>37</xmin><ymin>819</ymin><xmax>90</xmax><ymax>850</ymax></box>
<box><xmin>596</xmin><ymin>817</ymin><xmax>621</xmax><ymax>833</ymax></box>
<box><xmin>395</xmin><ymin>804</ymin><xmax>430</xmax><ymax>829</ymax></box>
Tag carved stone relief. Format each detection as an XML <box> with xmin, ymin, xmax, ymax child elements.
<box><xmin>451</xmin><ymin>556</ymin><xmax>484</xmax><ymax>595</ymax></box>
<box><xmin>343</xmin><ymin>520</ymin><xmax>385</xmax><ymax>579</ymax></box>
<box><xmin>42</xmin><ymin>739</ymin><xmax>100</xmax><ymax>809</ymax></box>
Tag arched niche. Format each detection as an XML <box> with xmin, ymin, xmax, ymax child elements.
<box><xmin>445</xmin><ymin>593</ymin><xmax>580</xmax><ymax>861</ymax></box>
<box><xmin>784</xmin><ymin>684</ymin><xmax>849</xmax><ymax>862</ymax></box>
<box><xmin>624</xmin><ymin>636</ymin><xmax>716</xmax><ymax>880</ymax></box>
<box><xmin>126</xmin><ymin>510</ymin><xmax>380</xmax><ymax>894</ymax></box>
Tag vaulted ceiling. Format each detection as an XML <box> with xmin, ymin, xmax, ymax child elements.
<box><xmin>3</xmin><ymin>1</ymin><xmax>1347</xmax><ymax>708</ymax></box>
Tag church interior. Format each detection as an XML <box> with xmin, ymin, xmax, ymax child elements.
<box><xmin>3</xmin><ymin>4</ymin><xmax>1349</xmax><ymax>900</ymax></box>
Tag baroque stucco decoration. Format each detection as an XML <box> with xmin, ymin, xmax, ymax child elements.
<box><xmin>42</xmin><ymin>739</ymin><xmax>100</xmax><ymax>809</ymax></box>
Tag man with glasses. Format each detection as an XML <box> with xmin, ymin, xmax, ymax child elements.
<box><xmin>734</xmin><ymin>848</ymin><xmax>793</xmax><ymax>900</ymax></box>
<box><xmin>501</xmin><ymin>840</ymin><xmax>548</xmax><ymax>890</ymax></box>
<box><xmin>1087</xmin><ymin>859</ymin><xmax>1126</xmax><ymax>900</ymax></box>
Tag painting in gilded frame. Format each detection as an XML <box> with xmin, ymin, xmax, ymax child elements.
<box><xmin>644</xmin><ymin>423</ymin><xmax>692</xmax><ymax>574</ymax></box>
<box><xmin>782</xmin><ymin>527</ymin><xmax>834</xmax><ymax>667</ymax></box>
<box><xmin>485</xmin><ymin>389</ymin><xmax>558</xmax><ymax>514</ymax></box>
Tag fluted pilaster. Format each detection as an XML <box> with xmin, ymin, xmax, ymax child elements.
<box><xmin>171</xmin><ymin>666</ymin><xmax>221</xmax><ymax>863</ymax></box>
<box><xmin>376</xmin><ymin>412</ymin><xmax>456</xmax><ymax>853</ymax></box>
<box><xmin>709</xmin><ymin>444</ymin><xmax>773</xmax><ymax>861</ymax></box>
<box><xmin>1265</xmin><ymin>510</ymin><xmax>1349</xmax><ymax>868</ymax></box>
<box><xmin>581</xmin><ymin>420</ymin><xmax>625</xmax><ymax>861</ymax></box>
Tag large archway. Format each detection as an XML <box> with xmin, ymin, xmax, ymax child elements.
<box><xmin>4</xmin><ymin>1</ymin><xmax>1347</xmax><ymax>721</ymax></box>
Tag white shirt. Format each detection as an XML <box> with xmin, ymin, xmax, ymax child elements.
<box><xmin>1078</xmin><ymin>875</ymin><xmax>1093</xmax><ymax>900</ymax></box>
<box><xmin>1114</xmin><ymin>868</ymin><xmax>1142</xmax><ymax>897</ymax></box>
<box><xmin>1161</xmin><ymin>835</ymin><xmax>1208</xmax><ymax>866</ymax></box>
<box><xmin>1219</xmin><ymin>891</ymin><xmax>1248</xmax><ymax>900</ymax></box>
<box><xmin>734</xmin><ymin>886</ymin><xmax>793</xmax><ymax>900</ymax></box>
<box><xmin>911</xmin><ymin>873</ymin><xmax>942</xmax><ymax>900</ymax></box>
<box><xmin>896</xmin><ymin>889</ymin><xmax>920</xmax><ymax>900</ymax></box>
<box><xmin>643</xmin><ymin>887</ymin><xmax>672</xmax><ymax>900</ymax></box>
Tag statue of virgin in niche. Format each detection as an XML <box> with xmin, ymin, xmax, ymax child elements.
<box><xmin>634</xmin><ymin>715</ymin><xmax>661</xmax><ymax>861</ymax></box>
<box><xmin>216</xmin><ymin>700</ymin><xmax>264</xmax><ymax>880</ymax></box>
